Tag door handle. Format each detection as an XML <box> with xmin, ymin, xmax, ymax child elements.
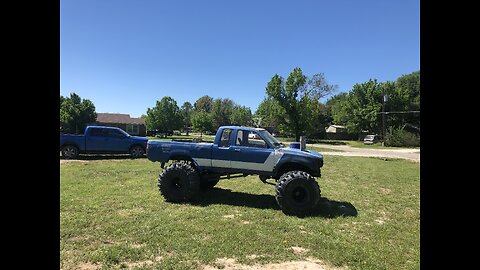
<box><xmin>234</xmin><ymin>148</ymin><xmax>241</xmax><ymax>152</ymax></box>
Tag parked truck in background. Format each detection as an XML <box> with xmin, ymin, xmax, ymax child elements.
<box><xmin>60</xmin><ymin>126</ymin><xmax>148</xmax><ymax>159</ymax></box>
<box><xmin>147</xmin><ymin>126</ymin><xmax>324</xmax><ymax>216</ymax></box>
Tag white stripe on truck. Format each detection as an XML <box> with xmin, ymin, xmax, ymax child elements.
<box><xmin>193</xmin><ymin>151</ymin><xmax>284</xmax><ymax>172</ymax></box>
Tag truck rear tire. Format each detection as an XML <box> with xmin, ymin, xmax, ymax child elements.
<box><xmin>61</xmin><ymin>145</ymin><xmax>79</xmax><ymax>159</ymax></box>
<box><xmin>275</xmin><ymin>170</ymin><xmax>321</xmax><ymax>216</ymax></box>
<box><xmin>158</xmin><ymin>162</ymin><xmax>200</xmax><ymax>202</ymax></box>
<box><xmin>129</xmin><ymin>145</ymin><xmax>145</xmax><ymax>158</ymax></box>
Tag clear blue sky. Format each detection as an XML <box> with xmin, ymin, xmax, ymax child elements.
<box><xmin>60</xmin><ymin>0</ymin><xmax>419</xmax><ymax>118</ymax></box>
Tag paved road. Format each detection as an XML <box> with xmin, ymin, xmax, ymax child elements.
<box><xmin>309</xmin><ymin>144</ymin><xmax>420</xmax><ymax>162</ymax></box>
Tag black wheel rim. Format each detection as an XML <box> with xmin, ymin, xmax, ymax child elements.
<box><xmin>170</xmin><ymin>177</ymin><xmax>183</xmax><ymax>190</ymax></box>
<box><xmin>63</xmin><ymin>147</ymin><xmax>76</xmax><ymax>158</ymax></box>
<box><xmin>291</xmin><ymin>186</ymin><xmax>309</xmax><ymax>204</ymax></box>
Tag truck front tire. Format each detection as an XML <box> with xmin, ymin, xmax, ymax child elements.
<box><xmin>158</xmin><ymin>162</ymin><xmax>200</xmax><ymax>202</ymax></box>
<box><xmin>275</xmin><ymin>170</ymin><xmax>321</xmax><ymax>216</ymax></box>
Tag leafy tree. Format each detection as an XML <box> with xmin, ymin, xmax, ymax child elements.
<box><xmin>254</xmin><ymin>98</ymin><xmax>285</xmax><ymax>130</ymax></box>
<box><xmin>180</xmin><ymin>102</ymin><xmax>193</xmax><ymax>135</ymax></box>
<box><xmin>145</xmin><ymin>96</ymin><xmax>182</xmax><ymax>132</ymax></box>
<box><xmin>60</xmin><ymin>93</ymin><xmax>97</xmax><ymax>134</ymax></box>
<box><xmin>211</xmin><ymin>98</ymin><xmax>234</xmax><ymax>128</ymax></box>
<box><xmin>194</xmin><ymin>95</ymin><xmax>214</xmax><ymax>112</ymax></box>
<box><xmin>265</xmin><ymin>67</ymin><xmax>337</xmax><ymax>141</ymax></box>
<box><xmin>329</xmin><ymin>71</ymin><xmax>420</xmax><ymax>138</ymax></box>
<box><xmin>231</xmin><ymin>105</ymin><xmax>253</xmax><ymax>126</ymax></box>
<box><xmin>333</xmin><ymin>79</ymin><xmax>383</xmax><ymax>134</ymax></box>
<box><xmin>392</xmin><ymin>71</ymin><xmax>420</xmax><ymax>129</ymax></box>
<box><xmin>191</xmin><ymin>111</ymin><xmax>214</xmax><ymax>136</ymax></box>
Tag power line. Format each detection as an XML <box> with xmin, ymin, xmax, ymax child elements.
<box><xmin>378</xmin><ymin>111</ymin><xmax>420</xmax><ymax>115</ymax></box>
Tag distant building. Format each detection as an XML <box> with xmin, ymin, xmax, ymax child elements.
<box><xmin>325</xmin><ymin>125</ymin><xmax>356</xmax><ymax>140</ymax></box>
<box><xmin>92</xmin><ymin>113</ymin><xmax>146</xmax><ymax>136</ymax></box>
<box><xmin>325</xmin><ymin>125</ymin><xmax>347</xmax><ymax>133</ymax></box>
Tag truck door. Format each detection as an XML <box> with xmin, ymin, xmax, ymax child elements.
<box><xmin>103</xmin><ymin>128</ymin><xmax>131</xmax><ymax>152</ymax></box>
<box><xmin>230</xmin><ymin>129</ymin><xmax>274</xmax><ymax>173</ymax></box>
<box><xmin>211</xmin><ymin>128</ymin><xmax>234</xmax><ymax>169</ymax></box>
<box><xmin>86</xmin><ymin>127</ymin><xmax>109</xmax><ymax>152</ymax></box>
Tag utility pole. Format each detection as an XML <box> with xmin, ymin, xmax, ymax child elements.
<box><xmin>382</xmin><ymin>87</ymin><xmax>386</xmax><ymax>146</ymax></box>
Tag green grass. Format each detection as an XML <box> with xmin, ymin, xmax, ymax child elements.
<box><xmin>306</xmin><ymin>145</ymin><xmax>344</xmax><ymax>152</ymax></box>
<box><xmin>60</xmin><ymin>156</ymin><xmax>420</xmax><ymax>270</ymax></box>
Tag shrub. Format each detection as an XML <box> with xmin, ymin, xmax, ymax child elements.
<box><xmin>385</xmin><ymin>126</ymin><xmax>420</xmax><ymax>147</ymax></box>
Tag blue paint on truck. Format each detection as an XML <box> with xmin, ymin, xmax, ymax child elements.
<box><xmin>60</xmin><ymin>126</ymin><xmax>148</xmax><ymax>158</ymax></box>
<box><xmin>147</xmin><ymin>126</ymin><xmax>323</xmax><ymax>178</ymax></box>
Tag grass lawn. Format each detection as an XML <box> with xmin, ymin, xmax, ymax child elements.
<box><xmin>60</xmin><ymin>156</ymin><xmax>419</xmax><ymax>270</ymax></box>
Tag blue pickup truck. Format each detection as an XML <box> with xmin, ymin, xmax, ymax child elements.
<box><xmin>147</xmin><ymin>126</ymin><xmax>324</xmax><ymax>216</ymax></box>
<box><xmin>60</xmin><ymin>126</ymin><xmax>148</xmax><ymax>159</ymax></box>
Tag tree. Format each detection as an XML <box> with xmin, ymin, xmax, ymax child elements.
<box><xmin>330</xmin><ymin>79</ymin><xmax>384</xmax><ymax>135</ymax></box>
<box><xmin>254</xmin><ymin>98</ymin><xmax>285</xmax><ymax>130</ymax></box>
<box><xmin>265</xmin><ymin>67</ymin><xmax>337</xmax><ymax>141</ymax></box>
<box><xmin>231</xmin><ymin>105</ymin><xmax>253</xmax><ymax>126</ymax></box>
<box><xmin>191</xmin><ymin>111</ymin><xmax>214</xmax><ymax>137</ymax></box>
<box><xmin>211</xmin><ymin>98</ymin><xmax>234</xmax><ymax>129</ymax></box>
<box><xmin>180</xmin><ymin>102</ymin><xmax>193</xmax><ymax>135</ymax></box>
<box><xmin>145</xmin><ymin>96</ymin><xmax>182</xmax><ymax>132</ymax></box>
<box><xmin>60</xmin><ymin>93</ymin><xmax>97</xmax><ymax>134</ymax></box>
<box><xmin>194</xmin><ymin>95</ymin><xmax>214</xmax><ymax>112</ymax></box>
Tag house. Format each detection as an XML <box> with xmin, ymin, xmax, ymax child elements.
<box><xmin>325</xmin><ymin>124</ymin><xmax>356</xmax><ymax>140</ymax></box>
<box><xmin>92</xmin><ymin>113</ymin><xmax>146</xmax><ymax>136</ymax></box>
<box><xmin>325</xmin><ymin>125</ymin><xmax>347</xmax><ymax>133</ymax></box>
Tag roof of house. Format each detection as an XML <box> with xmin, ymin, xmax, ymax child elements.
<box><xmin>96</xmin><ymin>113</ymin><xmax>145</xmax><ymax>125</ymax></box>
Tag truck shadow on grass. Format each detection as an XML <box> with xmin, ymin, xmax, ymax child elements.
<box><xmin>190</xmin><ymin>188</ymin><xmax>357</xmax><ymax>218</ymax></box>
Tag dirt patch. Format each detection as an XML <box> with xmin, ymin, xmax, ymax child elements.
<box><xmin>77</xmin><ymin>262</ymin><xmax>99</xmax><ymax>270</ymax></box>
<box><xmin>291</xmin><ymin>246</ymin><xmax>309</xmax><ymax>254</ymax></box>
<box><xmin>379</xmin><ymin>187</ymin><xmax>392</xmax><ymax>194</ymax></box>
<box><xmin>123</xmin><ymin>256</ymin><xmax>163</xmax><ymax>268</ymax></box>
<box><xmin>201</xmin><ymin>257</ymin><xmax>347</xmax><ymax>270</ymax></box>
<box><xmin>375</xmin><ymin>211</ymin><xmax>390</xmax><ymax>225</ymax></box>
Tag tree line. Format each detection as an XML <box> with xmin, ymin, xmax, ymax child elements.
<box><xmin>143</xmin><ymin>95</ymin><xmax>253</xmax><ymax>136</ymax></box>
<box><xmin>61</xmin><ymin>67</ymin><xmax>420</xmax><ymax>144</ymax></box>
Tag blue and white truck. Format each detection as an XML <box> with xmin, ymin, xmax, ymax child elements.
<box><xmin>147</xmin><ymin>126</ymin><xmax>324</xmax><ymax>216</ymax></box>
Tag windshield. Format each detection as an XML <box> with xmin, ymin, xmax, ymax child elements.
<box><xmin>258</xmin><ymin>130</ymin><xmax>284</xmax><ymax>148</ymax></box>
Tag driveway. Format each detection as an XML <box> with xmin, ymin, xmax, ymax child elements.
<box><xmin>308</xmin><ymin>143</ymin><xmax>420</xmax><ymax>162</ymax></box>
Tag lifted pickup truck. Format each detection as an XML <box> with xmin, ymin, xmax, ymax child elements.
<box><xmin>147</xmin><ymin>126</ymin><xmax>324</xmax><ymax>216</ymax></box>
<box><xmin>60</xmin><ymin>126</ymin><xmax>148</xmax><ymax>159</ymax></box>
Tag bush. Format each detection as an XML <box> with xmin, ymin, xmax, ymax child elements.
<box><xmin>385</xmin><ymin>126</ymin><xmax>420</xmax><ymax>147</ymax></box>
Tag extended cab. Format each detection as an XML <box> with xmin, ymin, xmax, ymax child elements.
<box><xmin>147</xmin><ymin>126</ymin><xmax>324</xmax><ymax>216</ymax></box>
<box><xmin>60</xmin><ymin>126</ymin><xmax>148</xmax><ymax>159</ymax></box>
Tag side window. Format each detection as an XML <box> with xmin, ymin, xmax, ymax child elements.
<box><xmin>106</xmin><ymin>129</ymin><xmax>126</xmax><ymax>138</ymax></box>
<box><xmin>218</xmin><ymin>129</ymin><xmax>232</xmax><ymax>147</ymax></box>
<box><xmin>89</xmin><ymin>128</ymin><xmax>104</xmax><ymax>137</ymax></box>
<box><xmin>236</xmin><ymin>130</ymin><xmax>267</xmax><ymax>148</ymax></box>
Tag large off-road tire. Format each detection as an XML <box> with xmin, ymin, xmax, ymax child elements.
<box><xmin>275</xmin><ymin>170</ymin><xmax>321</xmax><ymax>216</ymax></box>
<box><xmin>61</xmin><ymin>145</ymin><xmax>79</xmax><ymax>159</ymax></box>
<box><xmin>129</xmin><ymin>145</ymin><xmax>145</xmax><ymax>158</ymax></box>
<box><xmin>158</xmin><ymin>162</ymin><xmax>200</xmax><ymax>202</ymax></box>
<box><xmin>199</xmin><ymin>176</ymin><xmax>220</xmax><ymax>189</ymax></box>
